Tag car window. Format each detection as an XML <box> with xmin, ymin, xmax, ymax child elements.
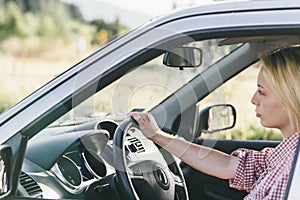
<box><xmin>198</xmin><ymin>64</ymin><xmax>283</xmax><ymax>141</ymax></box>
<box><xmin>50</xmin><ymin>38</ymin><xmax>241</xmax><ymax>127</ymax></box>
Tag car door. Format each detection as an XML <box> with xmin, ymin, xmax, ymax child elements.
<box><xmin>182</xmin><ymin>140</ymin><xmax>280</xmax><ymax>200</ymax></box>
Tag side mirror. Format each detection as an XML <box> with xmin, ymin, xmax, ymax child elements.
<box><xmin>196</xmin><ymin>104</ymin><xmax>236</xmax><ymax>135</ymax></box>
<box><xmin>163</xmin><ymin>46</ymin><xmax>202</xmax><ymax>69</ymax></box>
<box><xmin>0</xmin><ymin>145</ymin><xmax>12</xmax><ymax>198</ymax></box>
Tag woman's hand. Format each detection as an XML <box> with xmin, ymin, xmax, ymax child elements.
<box><xmin>129</xmin><ymin>112</ymin><xmax>162</xmax><ymax>139</ymax></box>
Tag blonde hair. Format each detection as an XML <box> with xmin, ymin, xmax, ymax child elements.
<box><xmin>260</xmin><ymin>46</ymin><xmax>300</xmax><ymax>132</ymax></box>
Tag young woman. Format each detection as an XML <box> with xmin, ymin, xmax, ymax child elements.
<box><xmin>130</xmin><ymin>46</ymin><xmax>300</xmax><ymax>199</ymax></box>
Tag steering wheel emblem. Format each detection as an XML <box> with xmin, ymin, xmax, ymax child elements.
<box><xmin>154</xmin><ymin>167</ymin><xmax>170</xmax><ymax>190</ymax></box>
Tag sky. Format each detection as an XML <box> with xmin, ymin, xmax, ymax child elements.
<box><xmin>63</xmin><ymin>0</ymin><xmax>219</xmax><ymax>29</ymax></box>
<box><xmin>91</xmin><ymin>0</ymin><xmax>213</xmax><ymax>17</ymax></box>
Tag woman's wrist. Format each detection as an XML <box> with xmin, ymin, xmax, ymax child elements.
<box><xmin>149</xmin><ymin>130</ymin><xmax>173</xmax><ymax>144</ymax></box>
<box><xmin>146</xmin><ymin>129</ymin><xmax>162</xmax><ymax>140</ymax></box>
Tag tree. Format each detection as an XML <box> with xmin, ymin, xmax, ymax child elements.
<box><xmin>0</xmin><ymin>2</ymin><xmax>23</xmax><ymax>41</ymax></box>
<box><xmin>90</xmin><ymin>18</ymin><xmax>127</xmax><ymax>44</ymax></box>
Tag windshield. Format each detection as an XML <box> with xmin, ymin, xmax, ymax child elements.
<box><xmin>51</xmin><ymin>39</ymin><xmax>241</xmax><ymax>126</ymax></box>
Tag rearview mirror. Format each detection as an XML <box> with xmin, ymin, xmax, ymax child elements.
<box><xmin>197</xmin><ymin>104</ymin><xmax>236</xmax><ymax>135</ymax></box>
<box><xmin>0</xmin><ymin>145</ymin><xmax>12</xmax><ymax>198</ymax></box>
<box><xmin>163</xmin><ymin>46</ymin><xmax>202</xmax><ymax>68</ymax></box>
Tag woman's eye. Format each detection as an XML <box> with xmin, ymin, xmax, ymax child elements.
<box><xmin>258</xmin><ymin>90</ymin><xmax>265</xmax><ymax>96</ymax></box>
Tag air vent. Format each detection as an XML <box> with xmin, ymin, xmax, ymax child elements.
<box><xmin>127</xmin><ymin>137</ymin><xmax>145</xmax><ymax>153</ymax></box>
<box><xmin>19</xmin><ymin>172</ymin><xmax>43</xmax><ymax>198</ymax></box>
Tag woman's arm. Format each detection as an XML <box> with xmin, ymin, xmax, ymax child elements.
<box><xmin>129</xmin><ymin>112</ymin><xmax>239</xmax><ymax>180</ymax></box>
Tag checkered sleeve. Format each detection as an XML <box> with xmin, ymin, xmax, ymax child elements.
<box><xmin>229</xmin><ymin>147</ymin><xmax>273</xmax><ymax>191</ymax></box>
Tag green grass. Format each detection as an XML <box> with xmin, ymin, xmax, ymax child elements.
<box><xmin>219</xmin><ymin>124</ymin><xmax>283</xmax><ymax>141</ymax></box>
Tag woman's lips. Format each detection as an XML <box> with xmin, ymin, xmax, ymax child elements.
<box><xmin>256</xmin><ymin>112</ymin><xmax>261</xmax><ymax>117</ymax></box>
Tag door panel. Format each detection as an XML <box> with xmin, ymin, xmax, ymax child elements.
<box><xmin>181</xmin><ymin>139</ymin><xmax>280</xmax><ymax>200</ymax></box>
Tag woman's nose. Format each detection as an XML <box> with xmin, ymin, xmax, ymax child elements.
<box><xmin>251</xmin><ymin>91</ymin><xmax>259</xmax><ymax>106</ymax></box>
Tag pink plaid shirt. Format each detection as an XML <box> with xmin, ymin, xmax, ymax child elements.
<box><xmin>229</xmin><ymin>133</ymin><xmax>299</xmax><ymax>200</ymax></box>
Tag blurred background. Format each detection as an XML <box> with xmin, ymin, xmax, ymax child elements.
<box><xmin>0</xmin><ymin>0</ymin><xmax>225</xmax><ymax>112</ymax></box>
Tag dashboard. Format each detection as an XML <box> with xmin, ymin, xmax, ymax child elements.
<box><xmin>18</xmin><ymin>119</ymin><xmax>134</xmax><ymax>199</ymax></box>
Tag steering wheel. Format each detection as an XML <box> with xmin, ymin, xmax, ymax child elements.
<box><xmin>113</xmin><ymin>118</ymin><xmax>189</xmax><ymax>200</ymax></box>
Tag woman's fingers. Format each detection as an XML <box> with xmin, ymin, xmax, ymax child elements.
<box><xmin>129</xmin><ymin>112</ymin><xmax>160</xmax><ymax>139</ymax></box>
<box><xmin>130</xmin><ymin>112</ymin><xmax>148</xmax><ymax>127</ymax></box>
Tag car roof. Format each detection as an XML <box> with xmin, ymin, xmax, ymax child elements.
<box><xmin>144</xmin><ymin>0</ymin><xmax>300</xmax><ymax>28</ymax></box>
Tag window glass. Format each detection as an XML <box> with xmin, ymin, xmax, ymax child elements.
<box><xmin>199</xmin><ymin>64</ymin><xmax>283</xmax><ymax>141</ymax></box>
<box><xmin>51</xmin><ymin>38</ymin><xmax>241</xmax><ymax>127</ymax></box>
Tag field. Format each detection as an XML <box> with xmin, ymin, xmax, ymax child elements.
<box><xmin>0</xmin><ymin>43</ymin><xmax>93</xmax><ymax>109</ymax></box>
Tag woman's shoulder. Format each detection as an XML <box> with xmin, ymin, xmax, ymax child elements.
<box><xmin>267</xmin><ymin>132</ymin><xmax>299</xmax><ymax>167</ymax></box>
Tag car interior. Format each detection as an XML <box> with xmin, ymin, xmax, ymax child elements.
<box><xmin>3</xmin><ymin>32</ymin><xmax>300</xmax><ymax>199</ymax></box>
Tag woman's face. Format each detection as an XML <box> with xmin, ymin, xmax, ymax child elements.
<box><xmin>251</xmin><ymin>68</ymin><xmax>292</xmax><ymax>136</ymax></box>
